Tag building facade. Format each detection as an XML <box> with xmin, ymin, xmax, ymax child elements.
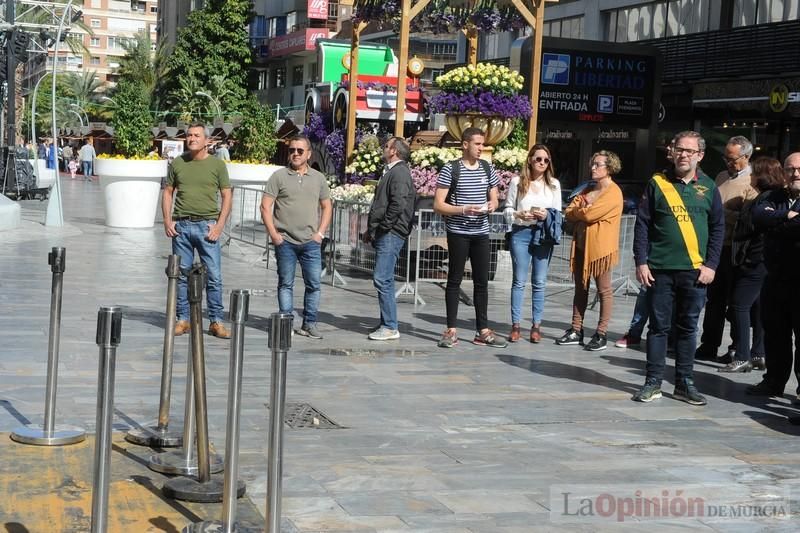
<box><xmin>24</xmin><ymin>0</ymin><xmax>159</xmax><ymax>93</ymax></box>
<box><xmin>540</xmin><ymin>0</ymin><xmax>800</xmax><ymax>176</ymax></box>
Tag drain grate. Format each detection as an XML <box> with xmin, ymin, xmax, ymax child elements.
<box><xmin>265</xmin><ymin>402</ymin><xmax>343</xmax><ymax>429</ymax></box>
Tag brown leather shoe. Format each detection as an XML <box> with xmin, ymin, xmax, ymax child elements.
<box><xmin>508</xmin><ymin>324</ymin><xmax>521</xmax><ymax>342</ymax></box>
<box><xmin>530</xmin><ymin>324</ymin><xmax>541</xmax><ymax>344</ymax></box>
<box><xmin>174</xmin><ymin>320</ymin><xmax>190</xmax><ymax>336</ymax></box>
<box><xmin>208</xmin><ymin>322</ymin><xmax>231</xmax><ymax>339</ymax></box>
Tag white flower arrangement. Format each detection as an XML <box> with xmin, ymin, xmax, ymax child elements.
<box><xmin>410</xmin><ymin>147</ymin><xmax>462</xmax><ymax>171</ymax></box>
<box><xmin>330</xmin><ymin>183</ymin><xmax>375</xmax><ymax>207</ymax></box>
<box><xmin>492</xmin><ymin>147</ymin><xmax>528</xmax><ymax>172</ymax></box>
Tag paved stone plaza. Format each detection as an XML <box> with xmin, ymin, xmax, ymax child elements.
<box><xmin>2</xmin><ymin>179</ymin><xmax>800</xmax><ymax>531</ymax></box>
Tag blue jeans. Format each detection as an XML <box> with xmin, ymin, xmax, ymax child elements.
<box><xmin>172</xmin><ymin>220</ymin><xmax>224</xmax><ymax>323</ymax></box>
<box><xmin>645</xmin><ymin>270</ymin><xmax>706</xmax><ymax>383</ymax></box>
<box><xmin>509</xmin><ymin>226</ymin><xmax>554</xmax><ymax>325</ymax></box>
<box><xmin>275</xmin><ymin>240</ymin><xmax>322</xmax><ymax>325</ymax></box>
<box><xmin>373</xmin><ymin>232</ymin><xmax>406</xmax><ymax>330</ymax></box>
<box><xmin>82</xmin><ymin>160</ymin><xmax>92</xmax><ymax>177</ymax></box>
<box><xmin>628</xmin><ymin>285</ymin><xmax>651</xmax><ymax>339</ymax></box>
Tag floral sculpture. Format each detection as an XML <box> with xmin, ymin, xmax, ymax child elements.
<box><xmin>429</xmin><ymin>63</ymin><xmax>531</xmax><ymax>145</ymax></box>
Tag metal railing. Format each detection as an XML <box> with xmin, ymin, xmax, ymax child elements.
<box><xmin>224</xmin><ymin>199</ymin><xmax>638</xmax><ymax>304</ymax></box>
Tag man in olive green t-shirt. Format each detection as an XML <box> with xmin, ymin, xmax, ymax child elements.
<box><xmin>261</xmin><ymin>134</ymin><xmax>332</xmax><ymax>339</ymax></box>
<box><xmin>162</xmin><ymin>123</ymin><xmax>233</xmax><ymax>339</ymax></box>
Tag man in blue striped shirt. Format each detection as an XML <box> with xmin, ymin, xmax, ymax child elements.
<box><xmin>433</xmin><ymin>127</ymin><xmax>507</xmax><ymax>348</ymax></box>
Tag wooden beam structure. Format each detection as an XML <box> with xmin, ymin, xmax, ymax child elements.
<box><xmin>528</xmin><ymin>0</ymin><xmax>546</xmax><ymax>148</ymax></box>
<box><xmin>393</xmin><ymin>0</ymin><xmax>432</xmax><ymax>138</ymax></box>
<box><xmin>345</xmin><ymin>21</ymin><xmax>368</xmax><ymax>159</ymax></box>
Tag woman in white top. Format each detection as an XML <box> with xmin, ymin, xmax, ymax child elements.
<box><xmin>503</xmin><ymin>144</ymin><xmax>562</xmax><ymax>343</ymax></box>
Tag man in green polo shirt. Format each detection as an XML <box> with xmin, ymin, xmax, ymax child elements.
<box><xmin>261</xmin><ymin>134</ymin><xmax>332</xmax><ymax>339</ymax></box>
<box><xmin>162</xmin><ymin>122</ymin><xmax>232</xmax><ymax>339</ymax></box>
<box><xmin>632</xmin><ymin>130</ymin><xmax>724</xmax><ymax>405</ymax></box>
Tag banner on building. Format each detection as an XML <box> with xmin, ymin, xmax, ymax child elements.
<box><xmin>308</xmin><ymin>0</ymin><xmax>329</xmax><ymax>20</ymax></box>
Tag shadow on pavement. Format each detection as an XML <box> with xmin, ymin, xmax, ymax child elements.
<box><xmin>495</xmin><ymin>353</ymin><xmax>642</xmax><ymax>394</ymax></box>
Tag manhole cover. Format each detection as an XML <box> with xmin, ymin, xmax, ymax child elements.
<box><xmin>265</xmin><ymin>402</ymin><xmax>343</xmax><ymax>429</ymax></box>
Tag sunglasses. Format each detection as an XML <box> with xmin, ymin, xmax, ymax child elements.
<box><xmin>531</xmin><ymin>156</ymin><xmax>550</xmax><ymax>164</ymax></box>
<box><xmin>288</xmin><ymin>147</ymin><xmax>305</xmax><ymax>155</ymax></box>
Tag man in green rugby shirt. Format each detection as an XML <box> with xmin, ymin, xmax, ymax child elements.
<box><xmin>632</xmin><ymin>131</ymin><xmax>724</xmax><ymax>405</ymax></box>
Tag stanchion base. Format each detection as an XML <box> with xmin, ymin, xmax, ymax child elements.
<box><xmin>163</xmin><ymin>474</ymin><xmax>245</xmax><ymax>503</ymax></box>
<box><xmin>10</xmin><ymin>425</ymin><xmax>86</xmax><ymax>446</ymax></box>
<box><xmin>148</xmin><ymin>450</ymin><xmax>224</xmax><ymax>476</ymax></box>
<box><xmin>182</xmin><ymin>520</ymin><xmax>261</xmax><ymax>532</ymax></box>
<box><xmin>126</xmin><ymin>423</ymin><xmax>184</xmax><ymax>448</ymax></box>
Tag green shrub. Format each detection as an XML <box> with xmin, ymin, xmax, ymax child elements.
<box><xmin>231</xmin><ymin>96</ymin><xmax>278</xmax><ymax>163</ymax></box>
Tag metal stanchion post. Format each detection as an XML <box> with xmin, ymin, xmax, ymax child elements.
<box><xmin>266</xmin><ymin>313</ymin><xmax>293</xmax><ymax>533</ymax></box>
<box><xmin>12</xmin><ymin>247</ymin><xmax>86</xmax><ymax>446</ymax></box>
<box><xmin>90</xmin><ymin>307</ymin><xmax>122</xmax><ymax>533</ymax></box>
<box><xmin>127</xmin><ymin>254</ymin><xmax>184</xmax><ymax>447</ymax></box>
<box><xmin>164</xmin><ymin>265</ymin><xmax>241</xmax><ymax>503</ymax></box>
<box><xmin>149</xmin><ymin>335</ymin><xmax>223</xmax><ymax>476</ymax></box>
<box><xmin>183</xmin><ymin>290</ymin><xmax>255</xmax><ymax>533</ymax></box>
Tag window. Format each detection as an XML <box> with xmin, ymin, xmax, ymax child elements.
<box><xmin>150</xmin><ymin>5</ymin><xmax>158</xmax><ymax>13</ymax></box>
<box><xmin>292</xmin><ymin>65</ymin><xmax>304</xmax><ymax>86</ymax></box>
<box><xmin>604</xmin><ymin>1</ymin><xmax>720</xmax><ymax>42</ymax></box>
<box><xmin>90</xmin><ymin>56</ymin><xmax>101</xmax><ymax>65</ymax></box>
<box><xmin>90</xmin><ymin>37</ymin><xmax>101</xmax><ymax>47</ymax></box>
<box><xmin>272</xmin><ymin>67</ymin><xmax>286</xmax><ymax>88</ymax></box>
<box><xmin>733</xmin><ymin>0</ymin><xmax>800</xmax><ymax>26</ymax></box>
<box><xmin>90</xmin><ymin>19</ymin><xmax>101</xmax><ymax>28</ymax></box>
<box><xmin>543</xmin><ymin>15</ymin><xmax>584</xmax><ymax>38</ymax></box>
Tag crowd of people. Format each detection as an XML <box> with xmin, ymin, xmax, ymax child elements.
<box><xmin>161</xmin><ymin>123</ymin><xmax>800</xmax><ymax>408</ymax></box>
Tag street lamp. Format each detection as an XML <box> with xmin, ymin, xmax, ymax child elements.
<box><xmin>68</xmin><ymin>109</ymin><xmax>84</xmax><ymax>127</ymax></box>
<box><xmin>45</xmin><ymin>0</ymin><xmax>81</xmax><ymax>227</ymax></box>
<box><xmin>195</xmin><ymin>91</ymin><xmax>222</xmax><ymax>121</ymax></box>
<box><xmin>70</xmin><ymin>103</ymin><xmax>88</xmax><ymax>125</ymax></box>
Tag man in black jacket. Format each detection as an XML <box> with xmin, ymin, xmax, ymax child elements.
<box><xmin>748</xmin><ymin>152</ymin><xmax>800</xmax><ymax>400</ymax></box>
<box><xmin>365</xmin><ymin>137</ymin><xmax>416</xmax><ymax>340</ymax></box>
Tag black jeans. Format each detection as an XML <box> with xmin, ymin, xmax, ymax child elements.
<box><xmin>700</xmin><ymin>247</ymin><xmax>733</xmax><ymax>350</ymax></box>
<box><xmin>729</xmin><ymin>262</ymin><xmax>767</xmax><ymax>361</ymax></box>
<box><xmin>446</xmin><ymin>232</ymin><xmax>489</xmax><ymax>332</ymax></box>
<box><xmin>761</xmin><ymin>276</ymin><xmax>800</xmax><ymax>393</ymax></box>
<box><xmin>646</xmin><ymin>270</ymin><xmax>707</xmax><ymax>383</ymax></box>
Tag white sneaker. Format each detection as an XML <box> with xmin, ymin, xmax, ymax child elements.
<box><xmin>368</xmin><ymin>328</ymin><xmax>400</xmax><ymax>341</ymax></box>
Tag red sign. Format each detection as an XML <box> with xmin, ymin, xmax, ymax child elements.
<box><xmin>308</xmin><ymin>0</ymin><xmax>329</xmax><ymax>20</ymax></box>
<box><xmin>268</xmin><ymin>28</ymin><xmax>329</xmax><ymax>58</ymax></box>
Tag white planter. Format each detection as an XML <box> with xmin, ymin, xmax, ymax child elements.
<box><xmin>27</xmin><ymin>159</ymin><xmax>56</xmax><ymax>189</ymax></box>
<box><xmin>226</xmin><ymin>163</ymin><xmax>282</xmax><ymax>228</ymax></box>
<box><xmin>96</xmin><ymin>158</ymin><xmax>168</xmax><ymax>228</ymax></box>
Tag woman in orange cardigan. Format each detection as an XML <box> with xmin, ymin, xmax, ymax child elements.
<box><xmin>557</xmin><ymin>150</ymin><xmax>624</xmax><ymax>351</ymax></box>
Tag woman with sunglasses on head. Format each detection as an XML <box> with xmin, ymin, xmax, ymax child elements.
<box><xmin>558</xmin><ymin>150</ymin><xmax>624</xmax><ymax>351</ymax></box>
<box><xmin>504</xmin><ymin>144</ymin><xmax>562</xmax><ymax>343</ymax></box>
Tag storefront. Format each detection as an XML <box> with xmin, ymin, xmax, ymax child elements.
<box><xmin>512</xmin><ymin>36</ymin><xmax>662</xmax><ymax>197</ymax></box>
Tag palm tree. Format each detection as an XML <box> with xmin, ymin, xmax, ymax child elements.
<box><xmin>117</xmin><ymin>33</ymin><xmax>171</xmax><ymax>114</ymax></box>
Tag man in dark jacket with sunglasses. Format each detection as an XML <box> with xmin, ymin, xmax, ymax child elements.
<box><xmin>261</xmin><ymin>134</ymin><xmax>332</xmax><ymax>340</ymax></box>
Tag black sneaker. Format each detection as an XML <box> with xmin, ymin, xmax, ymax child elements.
<box><xmin>751</xmin><ymin>355</ymin><xmax>766</xmax><ymax>371</ymax></box>
<box><xmin>673</xmin><ymin>378</ymin><xmax>707</xmax><ymax>406</ymax></box>
<box><xmin>632</xmin><ymin>380</ymin><xmax>662</xmax><ymax>402</ymax></box>
<box><xmin>585</xmin><ymin>332</ymin><xmax>607</xmax><ymax>351</ymax></box>
<box><xmin>556</xmin><ymin>328</ymin><xmax>584</xmax><ymax>346</ymax></box>
<box><xmin>746</xmin><ymin>379</ymin><xmax>783</xmax><ymax>396</ymax></box>
<box><xmin>716</xmin><ymin>348</ymin><xmax>736</xmax><ymax>365</ymax></box>
<box><xmin>694</xmin><ymin>344</ymin><xmax>717</xmax><ymax>361</ymax></box>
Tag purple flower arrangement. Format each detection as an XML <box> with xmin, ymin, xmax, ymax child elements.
<box><xmin>353</xmin><ymin>0</ymin><xmax>527</xmax><ymax>34</ymax></box>
<box><xmin>429</xmin><ymin>90</ymin><xmax>531</xmax><ymax>120</ymax></box>
<box><xmin>303</xmin><ymin>112</ymin><xmax>331</xmax><ymax>143</ymax></box>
